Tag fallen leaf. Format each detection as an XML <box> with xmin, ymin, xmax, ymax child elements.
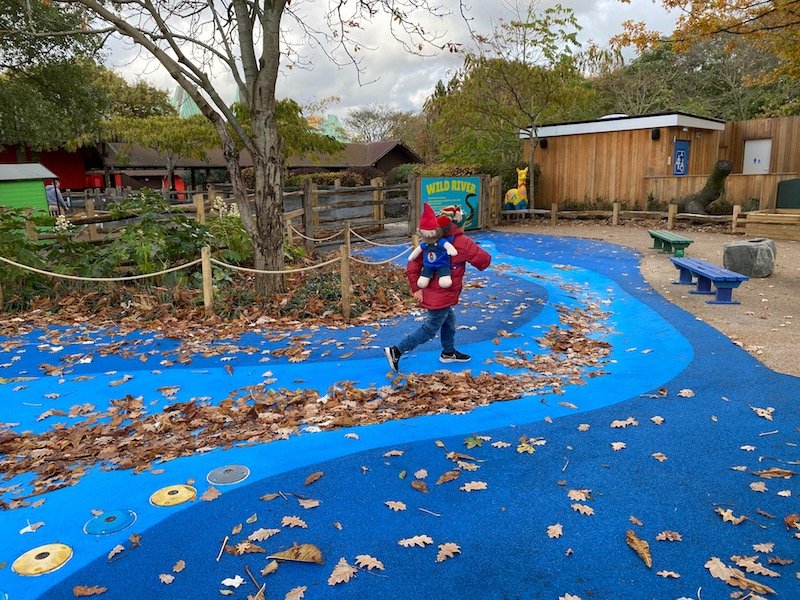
<box><xmin>459</xmin><ymin>481</ymin><xmax>487</xmax><ymax>492</ymax></box>
<box><xmin>107</xmin><ymin>545</ymin><xmax>125</xmax><ymax>561</ymax></box>
<box><xmin>436</xmin><ymin>542</ymin><xmax>461</xmax><ymax>562</ymax></box>
<box><xmin>655</xmin><ymin>531</ymin><xmax>682</xmax><ymax>542</ymax></box>
<box><xmin>610</xmin><ymin>442</ymin><xmax>626</xmax><ymax>451</ymax></box>
<box><xmin>704</xmin><ymin>556</ymin><xmax>775</xmax><ymax>595</ymax></box>
<box><xmin>411</xmin><ymin>480</ymin><xmax>428</xmax><ymax>494</ymax></box>
<box><xmin>750</xmin><ymin>482</ymin><xmax>768</xmax><ymax>493</ymax></box>
<box><xmin>385</xmin><ymin>501</ymin><xmax>407</xmax><ymax>511</ymax></box>
<box><xmin>159</xmin><ymin>574</ymin><xmax>175</xmax><ymax>585</ymax></box>
<box><xmin>656</xmin><ymin>570</ymin><xmax>680</xmax><ymax>578</ymax></box>
<box><xmin>245</xmin><ymin>513</ymin><xmax>258</xmax><ymax>524</ymax></box>
<box><xmin>571</xmin><ymin>504</ymin><xmax>594</xmax><ymax>516</ymax></box>
<box><xmin>328</xmin><ymin>557</ymin><xmax>357</xmax><ymax>585</ymax></box>
<box><xmin>281</xmin><ymin>516</ymin><xmax>307</xmax><ymax>528</ymax></box>
<box><xmin>248</xmin><ymin>528</ymin><xmax>280</xmax><ymax>542</ymax></box>
<box><xmin>547</xmin><ymin>524</ymin><xmax>563</xmax><ymax>538</ymax></box>
<box><xmin>651</xmin><ymin>452</ymin><xmax>668</xmax><ymax>462</ymax></box>
<box><xmin>752</xmin><ymin>468</ymin><xmax>795</xmax><ymax>479</ymax></box>
<box><xmin>398</xmin><ymin>535</ymin><xmax>434</xmax><ymax>548</ymax></box>
<box><xmin>436</xmin><ymin>471</ymin><xmax>460</xmax><ymax>485</ymax></box>
<box><xmin>304</xmin><ymin>471</ymin><xmax>324</xmax><ymax>486</ymax></box>
<box><xmin>414</xmin><ymin>469</ymin><xmax>428</xmax><ymax>479</ymax></box>
<box><xmin>201</xmin><ymin>486</ymin><xmax>221</xmax><ymax>502</ymax></box>
<box><xmin>284</xmin><ymin>586</ymin><xmax>306</xmax><ymax>600</ymax></box>
<box><xmin>172</xmin><ymin>560</ymin><xmax>185</xmax><ymax>573</ymax></box>
<box><xmin>297</xmin><ymin>498</ymin><xmax>320</xmax><ymax>509</ymax></box>
<box><xmin>753</xmin><ymin>542</ymin><xmax>774</xmax><ymax>553</ymax></box>
<box><xmin>629</xmin><ymin>515</ymin><xmax>643</xmax><ymax>526</ymax></box>
<box><xmin>567</xmin><ymin>489</ymin><xmax>592</xmax><ymax>502</ymax></box>
<box><xmin>677</xmin><ymin>388</ymin><xmax>694</xmax><ymax>397</ymax></box>
<box><xmin>221</xmin><ymin>575</ymin><xmax>244</xmax><ymax>588</ymax></box>
<box><xmin>716</xmin><ymin>507</ymin><xmax>747</xmax><ymax>525</ymax></box>
<box><xmin>261</xmin><ymin>560</ymin><xmax>279</xmax><ymax>576</ymax></box>
<box><xmin>626</xmin><ymin>530</ymin><xmax>652</xmax><ymax>568</ymax></box>
<box><xmin>72</xmin><ymin>586</ymin><xmax>108</xmax><ymax>596</ymax></box>
<box><xmin>355</xmin><ymin>554</ymin><xmax>384</xmax><ymax>570</ymax></box>
<box><xmin>268</xmin><ymin>543</ymin><xmax>323</xmax><ymax>564</ymax></box>
<box><xmin>231</xmin><ymin>524</ymin><xmax>243</xmax><ymax>536</ymax></box>
<box><xmin>749</xmin><ymin>405</ymin><xmax>775</xmax><ymax>420</ymax></box>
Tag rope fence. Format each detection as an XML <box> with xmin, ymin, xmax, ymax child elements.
<box><xmin>0</xmin><ymin>222</ymin><xmax>416</xmax><ymax>320</ymax></box>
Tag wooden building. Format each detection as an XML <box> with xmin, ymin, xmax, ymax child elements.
<box><xmin>0</xmin><ymin>163</ymin><xmax>56</xmax><ymax>213</ymax></box>
<box><xmin>526</xmin><ymin>113</ymin><xmax>800</xmax><ymax>210</ymax></box>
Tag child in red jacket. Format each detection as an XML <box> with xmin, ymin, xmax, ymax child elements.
<box><xmin>384</xmin><ymin>207</ymin><xmax>491</xmax><ymax>371</ymax></box>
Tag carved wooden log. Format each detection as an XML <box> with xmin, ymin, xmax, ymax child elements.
<box><xmin>675</xmin><ymin>160</ymin><xmax>733</xmax><ymax>214</ymax></box>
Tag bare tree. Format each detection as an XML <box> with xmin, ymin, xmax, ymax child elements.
<box><xmin>27</xmin><ymin>1</ymin><xmax>460</xmax><ymax>294</ymax></box>
<box><xmin>344</xmin><ymin>104</ymin><xmax>409</xmax><ymax>142</ymax></box>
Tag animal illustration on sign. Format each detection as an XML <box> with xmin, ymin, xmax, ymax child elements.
<box><xmin>504</xmin><ymin>167</ymin><xmax>529</xmax><ymax>211</ymax></box>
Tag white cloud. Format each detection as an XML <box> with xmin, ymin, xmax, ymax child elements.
<box><xmin>105</xmin><ymin>0</ymin><xmax>676</xmax><ymax>116</ymax></box>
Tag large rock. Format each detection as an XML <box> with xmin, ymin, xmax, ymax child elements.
<box><xmin>723</xmin><ymin>238</ymin><xmax>777</xmax><ymax>278</ymax></box>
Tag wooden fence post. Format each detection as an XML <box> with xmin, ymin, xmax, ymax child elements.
<box><xmin>85</xmin><ymin>198</ymin><xmax>99</xmax><ymax>241</ymax></box>
<box><xmin>668</xmin><ymin>203</ymin><xmax>677</xmax><ymax>230</ymax></box>
<box><xmin>612</xmin><ymin>202</ymin><xmax>620</xmax><ymax>226</ymax></box>
<box><xmin>201</xmin><ymin>246</ymin><xmax>213</xmax><ymax>317</ymax></box>
<box><xmin>371</xmin><ymin>177</ymin><xmax>385</xmax><ymax>225</ymax></box>
<box><xmin>193</xmin><ymin>194</ymin><xmax>206</xmax><ymax>224</ymax></box>
<box><xmin>550</xmin><ymin>203</ymin><xmax>558</xmax><ymax>226</ymax></box>
<box><xmin>732</xmin><ymin>204</ymin><xmax>741</xmax><ymax>233</ymax></box>
<box><xmin>340</xmin><ymin>222</ymin><xmax>351</xmax><ymax>320</ymax></box>
<box><xmin>408</xmin><ymin>175</ymin><xmax>419</xmax><ymax>234</ymax></box>
<box><xmin>489</xmin><ymin>176</ymin><xmax>502</xmax><ymax>225</ymax></box>
<box><xmin>301</xmin><ymin>179</ymin><xmax>315</xmax><ymax>255</ymax></box>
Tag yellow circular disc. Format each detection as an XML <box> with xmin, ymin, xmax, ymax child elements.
<box><xmin>149</xmin><ymin>484</ymin><xmax>196</xmax><ymax>507</ymax></box>
<box><xmin>12</xmin><ymin>543</ymin><xmax>73</xmax><ymax>576</ymax></box>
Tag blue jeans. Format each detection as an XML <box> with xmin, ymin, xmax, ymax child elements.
<box><xmin>397</xmin><ymin>307</ymin><xmax>455</xmax><ymax>355</ymax></box>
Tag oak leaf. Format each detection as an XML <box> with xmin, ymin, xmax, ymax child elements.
<box><xmin>398</xmin><ymin>535</ymin><xmax>434</xmax><ymax>548</ymax></box>
<box><xmin>567</xmin><ymin>489</ymin><xmax>591</xmax><ymax>502</ymax></box>
<box><xmin>626</xmin><ymin>530</ymin><xmax>652</xmax><ymax>568</ymax></box>
<box><xmin>284</xmin><ymin>586</ymin><xmax>306</xmax><ymax>600</ymax></box>
<box><xmin>559</xmin><ymin>595</ymin><xmax>581</xmax><ymax>600</ymax></box>
<box><xmin>752</xmin><ymin>467</ymin><xmax>795</xmax><ymax>479</ymax></box>
<box><xmin>677</xmin><ymin>388</ymin><xmax>694</xmax><ymax>397</ymax></box>
<box><xmin>261</xmin><ymin>560</ymin><xmax>279</xmax><ymax>576</ymax></box>
<box><xmin>72</xmin><ymin>586</ymin><xmax>108</xmax><ymax>597</ymax></box>
<box><xmin>753</xmin><ymin>542</ymin><xmax>774</xmax><ymax>553</ymax></box>
<box><xmin>460</xmin><ymin>481</ymin><xmax>487</xmax><ymax>492</ymax></box>
<box><xmin>651</xmin><ymin>452</ymin><xmax>667</xmax><ymax>462</ymax></box>
<box><xmin>107</xmin><ymin>544</ymin><xmax>125</xmax><ymax>561</ymax></box>
<box><xmin>731</xmin><ymin>555</ymin><xmax>780</xmax><ymax>577</ymax></box>
<box><xmin>749</xmin><ymin>405</ymin><xmax>774</xmax><ymax>420</ymax></box>
<box><xmin>610</xmin><ymin>442</ymin><xmax>626</xmax><ymax>451</ymax></box>
<box><xmin>304</xmin><ymin>471</ymin><xmax>324</xmax><ymax>486</ymax></box>
<box><xmin>750</xmin><ymin>482</ymin><xmax>767</xmax><ymax>493</ymax></box>
<box><xmin>411</xmin><ymin>480</ymin><xmax>428</xmax><ymax>494</ymax></box>
<box><xmin>571</xmin><ymin>504</ymin><xmax>594</xmax><ymax>516</ymax></box>
<box><xmin>716</xmin><ymin>507</ymin><xmax>747</xmax><ymax>525</ymax></box>
<box><xmin>201</xmin><ymin>486</ymin><xmax>221</xmax><ymax>502</ymax></box>
<box><xmin>221</xmin><ymin>575</ymin><xmax>245</xmax><ymax>588</ymax></box>
<box><xmin>172</xmin><ymin>560</ymin><xmax>185</xmax><ymax>573</ymax></box>
<box><xmin>328</xmin><ymin>557</ymin><xmax>357</xmax><ymax>585</ymax></box>
<box><xmin>650</xmin><ymin>416</ymin><xmax>664</xmax><ymax>425</ymax></box>
<box><xmin>248</xmin><ymin>528</ymin><xmax>280</xmax><ymax>542</ymax></box>
<box><xmin>436</xmin><ymin>542</ymin><xmax>461</xmax><ymax>562</ymax></box>
<box><xmin>704</xmin><ymin>557</ymin><xmax>775</xmax><ymax>594</ymax></box>
<box><xmin>414</xmin><ymin>469</ymin><xmax>428</xmax><ymax>479</ymax></box>
<box><xmin>491</xmin><ymin>441</ymin><xmax>511</xmax><ymax>448</ymax></box>
<box><xmin>297</xmin><ymin>498</ymin><xmax>320</xmax><ymax>509</ymax></box>
<box><xmin>457</xmin><ymin>461</ymin><xmax>479</xmax><ymax>472</ymax></box>
<box><xmin>355</xmin><ymin>554</ymin><xmax>384</xmax><ymax>570</ymax></box>
<box><xmin>656</xmin><ymin>570</ymin><xmax>680</xmax><ymax>578</ymax></box>
<box><xmin>159</xmin><ymin>574</ymin><xmax>175</xmax><ymax>584</ymax></box>
<box><xmin>385</xmin><ymin>501</ymin><xmax>406</xmax><ymax>511</ymax></box>
<box><xmin>436</xmin><ymin>470</ymin><xmax>460</xmax><ymax>485</ymax></box>
<box><xmin>281</xmin><ymin>516</ymin><xmax>307</xmax><ymax>528</ymax></box>
<box><xmin>547</xmin><ymin>524</ymin><xmax>563</xmax><ymax>538</ymax></box>
<box><xmin>577</xmin><ymin>424</ymin><xmax>590</xmax><ymax>431</ymax></box>
<box><xmin>268</xmin><ymin>543</ymin><xmax>323</xmax><ymax>564</ymax></box>
<box><xmin>629</xmin><ymin>515</ymin><xmax>643</xmax><ymax>526</ymax></box>
<box><xmin>655</xmin><ymin>531</ymin><xmax>682</xmax><ymax>542</ymax></box>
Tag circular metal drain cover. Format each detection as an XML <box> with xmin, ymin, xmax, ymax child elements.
<box><xmin>149</xmin><ymin>484</ymin><xmax>196</xmax><ymax>507</ymax></box>
<box><xmin>206</xmin><ymin>464</ymin><xmax>250</xmax><ymax>485</ymax></box>
<box><xmin>83</xmin><ymin>509</ymin><xmax>137</xmax><ymax>535</ymax></box>
<box><xmin>12</xmin><ymin>543</ymin><xmax>73</xmax><ymax>576</ymax></box>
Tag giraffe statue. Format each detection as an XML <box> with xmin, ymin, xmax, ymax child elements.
<box><xmin>504</xmin><ymin>167</ymin><xmax>529</xmax><ymax>211</ymax></box>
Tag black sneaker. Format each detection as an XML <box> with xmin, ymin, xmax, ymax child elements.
<box><xmin>384</xmin><ymin>346</ymin><xmax>401</xmax><ymax>371</ymax></box>
<box><xmin>440</xmin><ymin>350</ymin><xmax>471</xmax><ymax>363</ymax></box>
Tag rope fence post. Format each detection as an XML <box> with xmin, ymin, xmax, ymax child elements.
<box><xmin>85</xmin><ymin>198</ymin><xmax>99</xmax><ymax>241</ymax></box>
<box><xmin>668</xmin><ymin>203</ymin><xmax>677</xmax><ymax>230</ymax></box>
<box><xmin>371</xmin><ymin>177</ymin><xmax>384</xmax><ymax>225</ymax></box>
<box><xmin>612</xmin><ymin>201</ymin><xmax>620</xmax><ymax>226</ymax></box>
<box><xmin>201</xmin><ymin>246</ymin><xmax>214</xmax><ymax>317</ymax></box>
<box><xmin>193</xmin><ymin>193</ymin><xmax>206</xmax><ymax>224</ymax></box>
<box><xmin>301</xmin><ymin>179</ymin><xmax>315</xmax><ymax>256</ymax></box>
<box><xmin>550</xmin><ymin>203</ymin><xmax>558</xmax><ymax>226</ymax></box>
<box><xmin>340</xmin><ymin>221</ymin><xmax>351</xmax><ymax>320</ymax></box>
<box><xmin>732</xmin><ymin>204</ymin><xmax>741</xmax><ymax>233</ymax></box>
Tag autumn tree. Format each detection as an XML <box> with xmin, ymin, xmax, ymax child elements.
<box><xmin>19</xmin><ymin>1</ymin><xmax>460</xmax><ymax>296</ymax></box>
<box><xmin>613</xmin><ymin>0</ymin><xmax>800</xmax><ymax>107</ymax></box>
<box><xmin>344</xmin><ymin>104</ymin><xmax>412</xmax><ymax>142</ymax></box>
<box><xmin>425</xmin><ymin>3</ymin><xmax>584</xmax><ymax>202</ymax></box>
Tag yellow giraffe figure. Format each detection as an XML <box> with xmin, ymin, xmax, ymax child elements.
<box><xmin>504</xmin><ymin>167</ymin><xmax>529</xmax><ymax>211</ymax></box>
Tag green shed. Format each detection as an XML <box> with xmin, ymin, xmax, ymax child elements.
<box><xmin>0</xmin><ymin>163</ymin><xmax>56</xmax><ymax>213</ymax></box>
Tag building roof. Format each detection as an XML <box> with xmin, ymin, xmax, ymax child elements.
<box><xmin>288</xmin><ymin>140</ymin><xmax>423</xmax><ymax>169</ymax></box>
<box><xmin>0</xmin><ymin>163</ymin><xmax>57</xmax><ymax>182</ymax></box>
<box><xmin>525</xmin><ymin>112</ymin><xmax>727</xmax><ymax>139</ymax></box>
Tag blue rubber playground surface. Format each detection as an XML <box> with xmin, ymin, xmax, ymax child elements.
<box><xmin>1</xmin><ymin>231</ymin><xmax>798</xmax><ymax>599</ymax></box>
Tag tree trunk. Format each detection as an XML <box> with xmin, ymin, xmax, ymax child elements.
<box><xmin>675</xmin><ymin>160</ymin><xmax>733</xmax><ymax>214</ymax></box>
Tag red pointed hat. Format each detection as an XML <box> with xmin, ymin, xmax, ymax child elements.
<box><xmin>419</xmin><ymin>202</ymin><xmax>438</xmax><ymax>230</ymax></box>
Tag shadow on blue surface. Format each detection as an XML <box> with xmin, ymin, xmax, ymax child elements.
<box><xmin>1</xmin><ymin>232</ymin><xmax>798</xmax><ymax>599</ymax></box>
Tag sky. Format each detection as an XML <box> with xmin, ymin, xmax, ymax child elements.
<box><xmin>109</xmin><ymin>0</ymin><xmax>677</xmax><ymax>121</ymax></box>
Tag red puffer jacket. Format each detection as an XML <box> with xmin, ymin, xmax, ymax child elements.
<box><xmin>407</xmin><ymin>226</ymin><xmax>491</xmax><ymax>310</ymax></box>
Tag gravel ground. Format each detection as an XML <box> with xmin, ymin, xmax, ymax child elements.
<box><xmin>495</xmin><ymin>219</ymin><xmax>800</xmax><ymax>377</ymax></box>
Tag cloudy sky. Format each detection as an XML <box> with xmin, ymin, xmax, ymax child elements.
<box><xmin>110</xmin><ymin>0</ymin><xmax>677</xmax><ymax>120</ymax></box>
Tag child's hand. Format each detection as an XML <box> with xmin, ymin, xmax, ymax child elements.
<box><xmin>413</xmin><ymin>290</ymin><xmax>424</xmax><ymax>303</ymax></box>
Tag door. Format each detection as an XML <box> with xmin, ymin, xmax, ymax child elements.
<box><xmin>743</xmin><ymin>139</ymin><xmax>772</xmax><ymax>174</ymax></box>
<box><xmin>673</xmin><ymin>140</ymin><xmax>690</xmax><ymax>176</ymax></box>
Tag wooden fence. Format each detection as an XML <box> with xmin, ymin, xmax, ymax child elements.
<box><xmin>644</xmin><ymin>173</ymin><xmax>798</xmax><ymax>209</ymax></box>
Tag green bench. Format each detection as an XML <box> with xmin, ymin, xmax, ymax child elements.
<box><xmin>648</xmin><ymin>230</ymin><xmax>693</xmax><ymax>257</ymax></box>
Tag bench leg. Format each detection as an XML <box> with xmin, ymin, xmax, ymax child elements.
<box><xmin>690</xmin><ymin>275</ymin><xmax>714</xmax><ymax>295</ymax></box>
<box><xmin>652</xmin><ymin>238</ymin><xmax>662</xmax><ymax>250</ymax></box>
<box><xmin>707</xmin><ymin>286</ymin><xmax>739</xmax><ymax>305</ymax></box>
<box><xmin>673</xmin><ymin>267</ymin><xmax>694</xmax><ymax>285</ymax></box>
<box><xmin>673</xmin><ymin>246</ymin><xmax>686</xmax><ymax>258</ymax></box>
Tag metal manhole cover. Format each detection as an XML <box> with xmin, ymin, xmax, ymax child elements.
<box><xmin>12</xmin><ymin>543</ymin><xmax>73</xmax><ymax>576</ymax></box>
<box><xmin>83</xmin><ymin>509</ymin><xmax>137</xmax><ymax>535</ymax></box>
<box><xmin>207</xmin><ymin>465</ymin><xmax>250</xmax><ymax>485</ymax></box>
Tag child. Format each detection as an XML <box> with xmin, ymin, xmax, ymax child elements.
<box><xmin>384</xmin><ymin>206</ymin><xmax>491</xmax><ymax>371</ymax></box>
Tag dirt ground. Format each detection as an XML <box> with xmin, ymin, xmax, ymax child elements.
<box><xmin>496</xmin><ymin>219</ymin><xmax>800</xmax><ymax>378</ymax></box>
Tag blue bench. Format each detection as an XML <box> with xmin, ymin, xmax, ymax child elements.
<box><xmin>670</xmin><ymin>257</ymin><xmax>748</xmax><ymax>304</ymax></box>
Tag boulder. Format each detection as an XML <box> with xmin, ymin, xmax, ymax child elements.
<box><xmin>723</xmin><ymin>238</ymin><xmax>777</xmax><ymax>278</ymax></box>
